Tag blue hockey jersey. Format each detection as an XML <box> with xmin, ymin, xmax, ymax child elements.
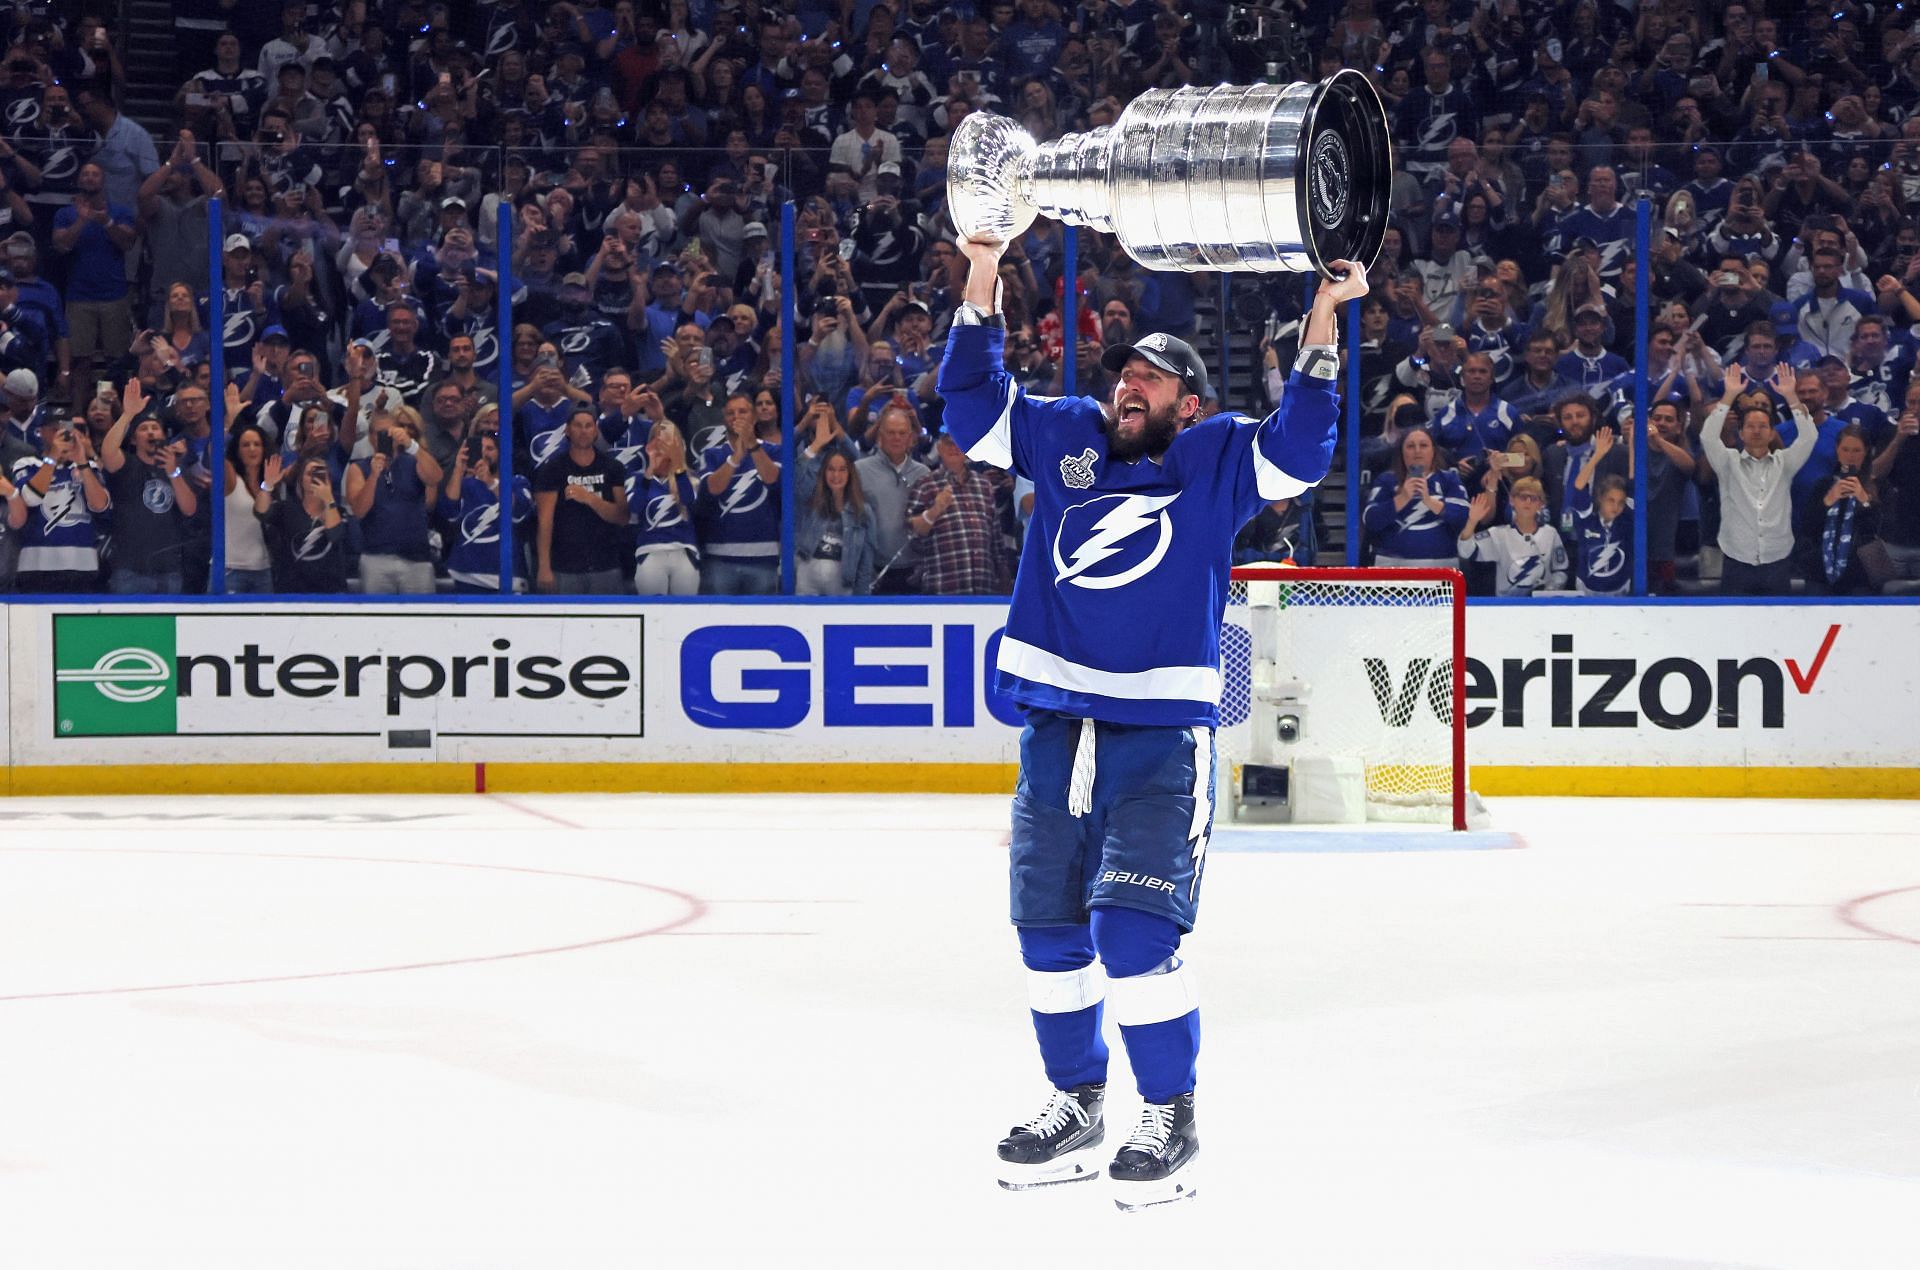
<box><xmin>696</xmin><ymin>442</ymin><xmax>785</xmax><ymax>559</ymax></box>
<box><xmin>937</xmin><ymin>323</ymin><xmax>1337</xmax><ymax>728</ymax></box>
<box><xmin>630</xmin><ymin>472</ymin><xmax>701</xmax><ymax>560</ymax></box>
<box><xmin>1568</xmin><ymin>482</ymin><xmax>1634</xmax><ymax>595</ymax></box>
<box><xmin>9</xmin><ymin>457</ymin><xmax>105</xmax><ymax>573</ymax></box>
<box><xmin>441</xmin><ymin>474</ymin><xmax>532</xmax><ymax>590</ymax></box>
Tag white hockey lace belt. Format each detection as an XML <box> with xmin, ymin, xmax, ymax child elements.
<box><xmin>1067</xmin><ymin>718</ymin><xmax>1096</xmax><ymax>818</ymax></box>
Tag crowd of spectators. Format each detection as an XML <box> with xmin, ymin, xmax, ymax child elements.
<box><xmin>1</xmin><ymin>1</ymin><xmax>1920</xmax><ymax>597</ymax></box>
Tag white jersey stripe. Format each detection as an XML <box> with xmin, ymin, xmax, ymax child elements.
<box><xmin>998</xmin><ymin>636</ymin><xmax>1222</xmax><ymax>705</ymax></box>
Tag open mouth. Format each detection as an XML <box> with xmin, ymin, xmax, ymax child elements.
<box><xmin>1117</xmin><ymin>394</ymin><xmax>1148</xmax><ymax>426</ymax></box>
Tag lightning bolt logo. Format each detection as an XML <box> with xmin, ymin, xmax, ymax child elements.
<box><xmin>1051</xmin><ymin>493</ymin><xmax>1178</xmax><ymax>590</ymax></box>
<box><xmin>720</xmin><ymin>473</ymin><xmax>768</xmax><ymax>517</ymax></box>
<box><xmin>461</xmin><ymin>502</ymin><xmax>501</xmax><ymax>547</ymax></box>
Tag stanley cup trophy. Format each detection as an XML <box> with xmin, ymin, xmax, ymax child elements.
<box><xmin>947</xmin><ymin>69</ymin><xmax>1391</xmax><ymax>278</ymax></box>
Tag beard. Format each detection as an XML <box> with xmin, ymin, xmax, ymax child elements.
<box><xmin>1102</xmin><ymin>398</ymin><xmax>1181</xmax><ymax>463</ymax></box>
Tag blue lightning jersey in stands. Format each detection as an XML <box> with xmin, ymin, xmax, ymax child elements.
<box><xmin>442</xmin><ymin>475</ymin><xmax>532</xmax><ymax>589</ymax></box>
<box><xmin>1567</xmin><ymin>482</ymin><xmax>1634</xmax><ymax>595</ymax></box>
<box><xmin>630</xmin><ymin>472</ymin><xmax>701</xmax><ymax>560</ymax></box>
<box><xmin>8</xmin><ymin>457</ymin><xmax>104</xmax><ymax>573</ymax></box>
<box><xmin>937</xmin><ymin>323</ymin><xmax>1338</xmax><ymax>728</ymax></box>
<box><xmin>1360</xmin><ymin>467</ymin><xmax>1472</xmax><ymax>560</ymax></box>
<box><xmin>696</xmin><ymin>442</ymin><xmax>786</xmax><ymax>559</ymax></box>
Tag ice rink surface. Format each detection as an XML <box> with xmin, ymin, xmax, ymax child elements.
<box><xmin>2</xmin><ymin>792</ymin><xmax>1918</xmax><ymax>1269</ymax></box>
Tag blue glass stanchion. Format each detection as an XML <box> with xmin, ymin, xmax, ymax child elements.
<box><xmin>496</xmin><ymin>202</ymin><xmax>516</xmax><ymax>594</ymax></box>
<box><xmin>1346</xmin><ymin>297</ymin><xmax>1362</xmax><ymax>567</ymax></box>
<box><xmin>1633</xmin><ymin>195</ymin><xmax>1651</xmax><ymax>597</ymax></box>
<box><xmin>1218</xmin><ymin>274</ymin><xmax>1232</xmax><ymax>409</ymax></box>
<box><xmin>780</xmin><ymin>199</ymin><xmax>797</xmax><ymax>596</ymax></box>
<box><xmin>207</xmin><ymin>198</ymin><xmax>227</xmax><ymax>596</ymax></box>
<box><xmin>1063</xmin><ymin>226</ymin><xmax>1078</xmax><ymax>397</ymax></box>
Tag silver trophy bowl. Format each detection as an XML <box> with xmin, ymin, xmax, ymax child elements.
<box><xmin>948</xmin><ymin>70</ymin><xmax>1392</xmax><ymax>277</ymax></box>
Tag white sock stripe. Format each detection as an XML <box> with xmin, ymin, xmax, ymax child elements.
<box><xmin>1027</xmin><ymin>964</ymin><xmax>1106</xmax><ymax>1014</ymax></box>
<box><xmin>1107</xmin><ymin>963</ymin><xmax>1198</xmax><ymax>1027</ymax></box>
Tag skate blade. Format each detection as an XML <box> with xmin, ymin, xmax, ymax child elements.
<box><xmin>1112</xmin><ymin>1173</ymin><xmax>1198</xmax><ymax>1212</ymax></box>
<box><xmin>996</xmin><ymin>1149</ymin><xmax>1105</xmax><ymax>1191</ymax></box>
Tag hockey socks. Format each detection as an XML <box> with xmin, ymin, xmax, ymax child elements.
<box><xmin>1019</xmin><ymin>925</ymin><xmax>1109</xmax><ymax>1090</ymax></box>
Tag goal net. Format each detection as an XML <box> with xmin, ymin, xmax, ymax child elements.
<box><xmin>1219</xmin><ymin>566</ymin><xmax>1470</xmax><ymax>830</ymax></box>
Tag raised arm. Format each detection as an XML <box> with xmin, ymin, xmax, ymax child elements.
<box><xmin>1237</xmin><ymin>261</ymin><xmax>1368</xmax><ymax>507</ymax></box>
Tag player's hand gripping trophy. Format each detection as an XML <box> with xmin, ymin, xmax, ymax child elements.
<box><xmin>947</xmin><ymin>69</ymin><xmax>1392</xmax><ymax>279</ymax></box>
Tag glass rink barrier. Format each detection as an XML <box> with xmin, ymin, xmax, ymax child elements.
<box><xmin>3</xmin><ymin>131</ymin><xmax>1918</xmax><ymax>602</ymax></box>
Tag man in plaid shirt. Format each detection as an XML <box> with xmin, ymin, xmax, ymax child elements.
<box><xmin>906</xmin><ymin>427</ymin><xmax>1011</xmax><ymax>594</ymax></box>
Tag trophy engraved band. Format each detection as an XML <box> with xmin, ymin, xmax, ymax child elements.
<box><xmin>948</xmin><ymin>69</ymin><xmax>1392</xmax><ymax>278</ymax></box>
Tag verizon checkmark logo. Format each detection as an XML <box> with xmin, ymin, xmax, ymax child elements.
<box><xmin>1786</xmin><ymin>624</ymin><xmax>1841</xmax><ymax>695</ymax></box>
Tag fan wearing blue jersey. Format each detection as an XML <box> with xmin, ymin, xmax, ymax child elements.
<box><xmin>939</xmin><ymin>233</ymin><xmax>1364</xmax><ymax>1210</ymax></box>
<box><xmin>439</xmin><ymin>432</ymin><xmax>533</xmax><ymax>593</ymax></box>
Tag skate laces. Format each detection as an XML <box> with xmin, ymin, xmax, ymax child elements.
<box><xmin>1021</xmin><ymin>1090</ymin><xmax>1089</xmax><ymax>1138</ymax></box>
<box><xmin>1122</xmin><ymin>1103</ymin><xmax>1176</xmax><ymax>1154</ymax></box>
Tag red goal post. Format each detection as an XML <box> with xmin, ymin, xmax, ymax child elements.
<box><xmin>1221</xmin><ymin>565</ymin><xmax>1469</xmax><ymax>831</ymax></box>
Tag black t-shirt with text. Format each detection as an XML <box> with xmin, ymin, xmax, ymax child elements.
<box><xmin>533</xmin><ymin>449</ymin><xmax>628</xmax><ymax>574</ymax></box>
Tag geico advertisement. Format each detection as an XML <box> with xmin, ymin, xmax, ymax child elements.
<box><xmin>650</xmin><ymin>608</ymin><xmax>1023</xmax><ymax>760</ymax></box>
<box><xmin>45</xmin><ymin>610</ymin><xmax>643</xmax><ymax>740</ymax></box>
<box><xmin>648</xmin><ymin>604</ymin><xmax>1918</xmax><ymax>769</ymax></box>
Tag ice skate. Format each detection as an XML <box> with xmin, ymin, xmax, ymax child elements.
<box><xmin>1108</xmin><ymin>1092</ymin><xmax>1198</xmax><ymax>1210</ymax></box>
<box><xmin>995</xmin><ymin>1083</ymin><xmax>1106</xmax><ymax>1190</ymax></box>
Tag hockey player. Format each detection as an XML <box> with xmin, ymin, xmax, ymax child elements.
<box><xmin>939</xmin><ymin>234</ymin><xmax>1363</xmax><ymax>1210</ymax></box>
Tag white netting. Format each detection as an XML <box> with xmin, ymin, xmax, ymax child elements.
<box><xmin>1220</xmin><ymin>567</ymin><xmax>1464</xmax><ymax>825</ymax></box>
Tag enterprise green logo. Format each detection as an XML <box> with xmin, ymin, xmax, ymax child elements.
<box><xmin>53</xmin><ymin>614</ymin><xmax>179</xmax><ymax>736</ymax></box>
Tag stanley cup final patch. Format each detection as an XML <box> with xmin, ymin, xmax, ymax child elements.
<box><xmin>1060</xmin><ymin>447</ymin><xmax>1099</xmax><ymax>489</ymax></box>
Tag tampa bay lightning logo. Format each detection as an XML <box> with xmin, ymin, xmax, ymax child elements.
<box><xmin>141</xmin><ymin>477</ymin><xmax>175</xmax><ymax>514</ymax></box>
<box><xmin>720</xmin><ymin>471</ymin><xmax>767</xmax><ymax>517</ymax></box>
<box><xmin>644</xmin><ymin>491</ymin><xmax>686</xmax><ymax>530</ymax></box>
<box><xmin>460</xmin><ymin>502</ymin><xmax>501</xmax><ymax>547</ymax></box>
<box><xmin>38</xmin><ymin>480</ymin><xmax>84</xmax><ymax>531</ymax></box>
<box><xmin>224</xmin><ymin>308</ymin><xmax>259</xmax><ymax>348</ymax></box>
<box><xmin>1587</xmin><ymin>534</ymin><xmax>1627</xmax><ymax>580</ymax></box>
<box><xmin>39</xmin><ymin>141</ymin><xmax>80</xmax><ymax>185</ymax></box>
<box><xmin>1051</xmin><ymin>492</ymin><xmax>1177</xmax><ymax>590</ymax></box>
<box><xmin>559</xmin><ymin>328</ymin><xmax>592</xmax><ymax>356</ymax></box>
<box><xmin>6</xmin><ymin>97</ymin><xmax>39</xmax><ymax>127</ymax></box>
<box><xmin>294</xmin><ymin>522</ymin><xmax>332</xmax><ymax>561</ymax></box>
<box><xmin>531</xmin><ymin>425</ymin><xmax>568</xmax><ymax>466</ymax></box>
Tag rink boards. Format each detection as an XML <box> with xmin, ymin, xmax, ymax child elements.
<box><xmin>0</xmin><ymin>599</ymin><xmax>1915</xmax><ymax>798</ymax></box>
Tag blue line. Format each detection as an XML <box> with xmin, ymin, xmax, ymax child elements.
<box><xmin>1211</xmin><ymin>828</ymin><xmax>1520</xmax><ymax>854</ymax></box>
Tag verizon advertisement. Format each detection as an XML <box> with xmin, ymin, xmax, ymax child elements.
<box><xmin>1460</xmin><ymin>606</ymin><xmax>1877</xmax><ymax>766</ymax></box>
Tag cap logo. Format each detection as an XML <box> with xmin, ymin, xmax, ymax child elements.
<box><xmin>1140</xmin><ymin>334</ymin><xmax>1169</xmax><ymax>353</ymax></box>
